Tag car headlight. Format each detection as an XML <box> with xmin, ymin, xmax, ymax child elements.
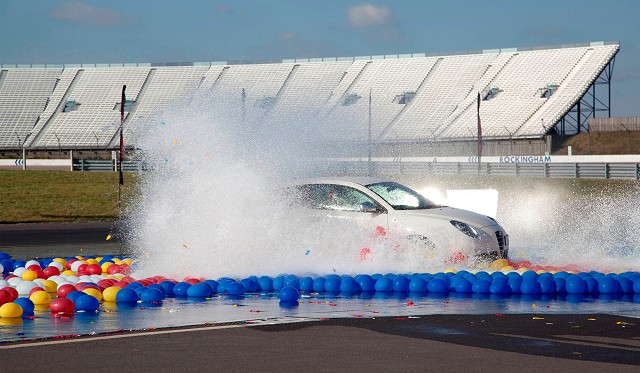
<box><xmin>450</xmin><ymin>220</ymin><xmax>478</xmax><ymax>238</ymax></box>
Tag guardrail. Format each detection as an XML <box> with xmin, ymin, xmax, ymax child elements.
<box><xmin>328</xmin><ymin>161</ymin><xmax>640</xmax><ymax>180</ymax></box>
<box><xmin>68</xmin><ymin>159</ymin><xmax>640</xmax><ymax>180</ymax></box>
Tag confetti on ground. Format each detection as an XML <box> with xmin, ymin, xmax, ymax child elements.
<box><xmin>105</xmin><ymin>234</ymin><xmax>112</xmax><ymax>241</ymax></box>
<box><xmin>533</xmin><ymin>317</ymin><xmax>544</xmax><ymax>320</ymax></box>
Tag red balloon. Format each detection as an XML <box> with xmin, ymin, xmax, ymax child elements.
<box><xmin>120</xmin><ymin>276</ymin><xmax>135</xmax><ymax>283</ymax></box>
<box><xmin>43</xmin><ymin>266</ymin><xmax>61</xmax><ymax>278</ymax></box>
<box><xmin>27</xmin><ymin>264</ymin><xmax>41</xmax><ymax>271</ymax></box>
<box><xmin>66</xmin><ymin>259</ymin><xmax>78</xmax><ymax>270</ymax></box>
<box><xmin>29</xmin><ymin>287</ymin><xmax>46</xmax><ymax>297</ymax></box>
<box><xmin>86</xmin><ymin>264</ymin><xmax>102</xmax><ymax>275</ymax></box>
<box><xmin>4</xmin><ymin>275</ymin><xmax>17</xmax><ymax>281</ymax></box>
<box><xmin>111</xmin><ymin>281</ymin><xmax>126</xmax><ymax>289</ymax></box>
<box><xmin>514</xmin><ymin>260</ymin><xmax>532</xmax><ymax>269</ymax></box>
<box><xmin>0</xmin><ymin>289</ymin><xmax>14</xmax><ymax>305</ymax></box>
<box><xmin>97</xmin><ymin>279</ymin><xmax>115</xmax><ymax>290</ymax></box>
<box><xmin>77</xmin><ymin>263</ymin><xmax>88</xmax><ymax>273</ymax></box>
<box><xmin>185</xmin><ymin>278</ymin><xmax>200</xmax><ymax>285</ymax></box>
<box><xmin>50</xmin><ymin>298</ymin><xmax>75</xmax><ymax>314</ymax></box>
<box><xmin>1</xmin><ymin>286</ymin><xmax>18</xmax><ymax>300</ymax></box>
<box><xmin>57</xmin><ymin>284</ymin><xmax>76</xmax><ymax>298</ymax></box>
<box><xmin>118</xmin><ymin>264</ymin><xmax>131</xmax><ymax>275</ymax></box>
<box><xmin>107</xmin><ymin>264</ymin><xmax>122</xmax><ymax>274</ymax></box>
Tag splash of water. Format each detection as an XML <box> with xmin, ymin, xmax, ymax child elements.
<box><xmin>125</xmin><ymin>94</ymin><xmax>449</xmax><ymax>279</ymax></box>
<box><xmin>126</xmin><ymin>93</ymin><xmax>640</xmax><ymax>278</ymax></box>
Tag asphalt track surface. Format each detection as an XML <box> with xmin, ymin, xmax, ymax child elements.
<box><xmin>1</xmin><ymin>223</ymin><xmax>639</xmax><ymax>372</ymax></box>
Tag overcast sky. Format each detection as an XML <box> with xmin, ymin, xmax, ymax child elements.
<box><xmin>1</xmin><ymin>0</ymin><xmax>638</xmax><ymax>116</ymax></box>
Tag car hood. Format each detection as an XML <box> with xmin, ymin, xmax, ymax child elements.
<box><xmin>394</xmin><ymin>207</ymin><xmax>498</xmax><ymax>228</ymax></box>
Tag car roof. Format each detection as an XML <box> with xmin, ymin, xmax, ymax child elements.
<box><xmin>293</xmin><ymin>176</ymin><xmax>391</xmax><ymax>187</ymax></box>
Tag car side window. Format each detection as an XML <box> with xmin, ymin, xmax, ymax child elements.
<box><xmin>298</xmin><ymin>184</ymin><xmax>377</xmax><ymax>212</ymax></box>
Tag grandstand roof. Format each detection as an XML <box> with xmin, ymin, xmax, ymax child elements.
<box><xmin>0</xmin><ymin>41</ymin><xmax>619</xmax><ymax>150</ymax></box>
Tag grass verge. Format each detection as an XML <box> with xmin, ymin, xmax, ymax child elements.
<box><xmin>0</xmin><ymin>170</ymin><xmax>138</xmax><ymax>223</ymax></box>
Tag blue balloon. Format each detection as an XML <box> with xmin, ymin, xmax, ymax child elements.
<box><xmin>427</xmin><ymin>278</ymin><xmax>448</xmax><ymax>293</ymax></box>
<box><xmin>240</xmin><ymin>278</ymin><xmax>258</xmax><ymax>292</ymax></box>
<box><xmin>392</xmin><ymin>276</ymin><xmax>410</xmax><ymax>292</ymax></box>
<box><xmin>454</xmin><ymin>279</ymin><xmax>473</xmax><ymax>293</ymax></box>
<box><xmin>312</xmin><ymin>277</ymin><xmax>326</xmax><ymax>292</ymax></box>
<box><xmin>584</xmin><ymin>277</ymin><xmax>599</xmax><ymax>293</ymax></box>
<box><xmin>375</xmin><ymin>277</ymin><xmax>393</xmax><ymax>292</ymax></box>
<box><xmin>66</xmin><ymin>291</ymin><xmax>85</xmax><ymax>303</ymax></box>
<box><xmin>340</xmin><ymin>277</ymin><xmax>359</xmax><ymax>292</ymax></box>
<box><xmin>141</xmin><ymin>288</ymin><xmax>164</xmax><ymax>302</ymax></box>
<box><xmin>299</xmin><ymin>277</ymin><xmax>314</xmax><ymax>292</ymax></box>
<box><xmin>0</xmin><ymin>260</ymin><xmax>13</xmax><ymax>274</ymax></box>
<box><xmin>13</xmin><ymin>260</ymin><xmax>26</xmax><ymax>270</ymax></box>
<box><xmin>537</xmin><ymin>276</ymin><xmax>556</xmax><ymax>294</ymax></box>
<box><xmin>489</xmin><ymin>279</ymin><xmax>510</xmax><ymax>294</ymax></box>
<box><xmin>272</xmin><ymin>275</ymin><xmax>285</xmax><ymax>291</ymax></box>
<box><xmin>13</xmin><ymin>297</ymin><xmax>35</xmax><ymax>316</ymax></box>
<box><xmin>634</xmin><ymin>278</ymin><xmax>640</xmax><ymax>293</ymax></box>
<box><xmin>508</xmin><ymin>278</ymin><xmax>522</xmax><ymax>293</ymax></box>
<box><xmin>472</xmin><ymin>280</ymin><xmax>491</xmax><ymax>294</ymax></box>
<box><xmin>187</xmin><ymin>282</ymin><xmax>212</xmax><ymax>298</ymax></box>
<box><xmin>257</xmin><ymin>276</ymin><xmax>273</xmax><ymax>291</ymax></box>
<box><xmin>115</xmin><ymin>288</ymin><xmax>139</xmax><ymax>303</ymax></box>
<box><xmin>126</xmin><ymin>282</ymin><xmax>144</xmax><ymax>290</ymax></box>
<box><xmin>409</xmin><ymin>277</ymin><xmax>428</xmax><ymax>292</ymax></box>
<box><xmin>0</xmin><ymin>252</ymin><xmax>10</xmax><ymax>261</ymax></box>
<box><xmin>475</xmin><ymin>271</ymin><xmax>492</xmax><ymax>281</ymax></box>
<box><xmin>506</xmin><ymin>272</ymin><xmax>522</xmax><ymax>280</ymax></box>
<box><xmin>278</xmin><ymin>286</ymin><xmax>299</xmax><ymax>302</ymax></box>
<box><xmin>565</xmin><ymin>275</ymin><xmax>586</xmax><ymax>294</ymax></box>
<box><xmin>553</xmin><ymin>278</ymin><xmax>567</xmax><ymax>293</ymax></box>
<box><xmin>520</xmin><ymin>279</ymin><xmax>542</xmax><ymax>295</ymax></box>
<box><xmin>598</xmin><ymin>276</ymin><xmax>620</xmax><ymax>294</ymax></box>
<box><xmin>615</xmin><ymin>276</ymin><xmax>633</xmax><ymax>293</ymax></box>
<box><xmin>159</xmin><ymin>280</ymin><xmax>176</xmax><ymax>296</ymax></box>
<box><xmin>357</xmin><ymin>275</ymin><xmax>375</xmax><ymax>292</ymax></box>
<box><xmin>324</xmin><ymin>277</ymin><xmax>341</xmax><ymax>292</ymax></box>
<box><xmin>521</xmin><ymin>270</ymin><xmax>538</xmax><ymax>280</ymax></box>
<box><xmin>433</xmin><ymin>274</ymin><xmax>451</xmax><ymax>287</ymax></box>
<box><xmin>283</xmin><ymin>275</ymin><xmax>300</xmax><ymax>290</ymax></box>
<box><xmin>554</xmin><ymin>271</ymin><xmax>570</xmax><ymax>279</ymax></box>
<box><xmin>147</xmin><ymin>283</ymin><xmax>165</xmax><ymax>294</ymax></box>
<box><xmin>172</xmin><ymin>282</ymin><xmax>192</xmax><ymax>296</ymax></box>
<box><xmin>75</xmin><ymin>294</ymin><xmax>100</xmax><ymax>311</ymax></box>
<box><xmin>134</xmin><ymin>286</ymin><xmax>148</xmax><ymax>297</ymax></box>
<box><xmin>203</xmin><ymin>280</ymin><xmax>219</xmax><ymax>293</ymax></box>
<box><xmin>226</xmin><ymin>282</ymin><xmax>245</xmax><ymax>295</ymax></box>
<box><xmin>371</xmin><ymin>273</ymin><xmax>383</xmax><ymax>280</ymax></box>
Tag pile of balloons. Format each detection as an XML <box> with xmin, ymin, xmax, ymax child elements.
<box><xmin>1</xmin><ymin>252</ymin><xmax>640</xmax><ymax>320</ymax></box>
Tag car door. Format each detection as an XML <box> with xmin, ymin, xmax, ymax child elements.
<box><xmin>298</xmin><ymin>183</ymin><xmax>388</xmax><ymax>237</ymax></box>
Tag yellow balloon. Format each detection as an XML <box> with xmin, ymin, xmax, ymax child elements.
<box><xmin>101</xmin><ymin>262</ymin><xmax>113</xmax><ymax>273</ymax></box>
<box><xmin>30</xmin><ymin>290</ymin><xmax>52</xmax><ymax>305</ymax></box>
<box><xmin>53</xmin><ymin>258</ymin><xmax>67</xmax><ymax>267</ymax></box>
<box><xmin>443</xmin><ymin>268</ymin><xmax>457</xmax><ymax>274</ymax></box>
<box><xmin>40</xmin><ymin>280</ymin><xmax>58</xmax><ymax>293</ymax></box>
<box><xmin>501</xmin><ymin>266</ymin><xmax>515</xmax><ymax>272</ymax></box>
<box><xmin>83</xmin><ymin>287</ymin><xmax>103</xmax><ymax>301</ymax></box>
<box><xmin>102</xmin><ymin>286</ymin><xmax>121</xmax><ymax>302</ymax></box>
<box><xmin>490</xmin><ymin>259</ymin><xmax>508</xmax><ymax>271</ymax></box>
<box><xmin>62</xmin><ymin>270</ymin><xmax>76</xmax><ymax>276</ymax></box>
<box><xmin>21</xmin><ymin>269</ymin><xmax>38</xmax><ymax>281</ymax></box>
<box><xmin>0</xmin><ymin>317</ymin><xmax>23</xmax><ymax>326</ymax></box>
<box><xmin>0</xmin><ymin>303</ymin><xmax>23</xmax><ymax>318</ymax></box>
<box><xmin>86</xmin><ymin>259</ymin><xmax>99</xmax><ymax>265</ymax></box>
<box><xmin>122</xmin><ymin>258</ymin><xmax>133</xmax><ymax>266</ymax></box>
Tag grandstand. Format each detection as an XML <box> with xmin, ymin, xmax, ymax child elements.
<box><xmin>0</xmin><ymin>41</ymin><xmax>619</xmax><ymax>159</ymax></box>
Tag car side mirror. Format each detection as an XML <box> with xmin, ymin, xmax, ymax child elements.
<box><xmin>360</xmin><ymin>202</ymin><xmax>380</xmax><ymax>213</ymax></box>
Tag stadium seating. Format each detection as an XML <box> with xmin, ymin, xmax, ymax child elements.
<box><xmin>0</xmin><ymin>42</ymin><xmax>619</xmax><ymax>150</ymax></box>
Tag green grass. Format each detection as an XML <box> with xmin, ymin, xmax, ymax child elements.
<box><xmin>0</xmin><ymin>170</ymin><xmax>138</xmax><ymax>223</ymax></box>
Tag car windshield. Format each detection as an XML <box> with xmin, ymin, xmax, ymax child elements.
<box><xmin>366</xmin><ymin>182</ymin><xmax>441</xmax><ymax>210</ymax></box>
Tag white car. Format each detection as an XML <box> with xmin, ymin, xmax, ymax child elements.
<box><xmin>288</xmin><ymin>177</ymin><xmax>509</xmax><ymax>263</ymax></box>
